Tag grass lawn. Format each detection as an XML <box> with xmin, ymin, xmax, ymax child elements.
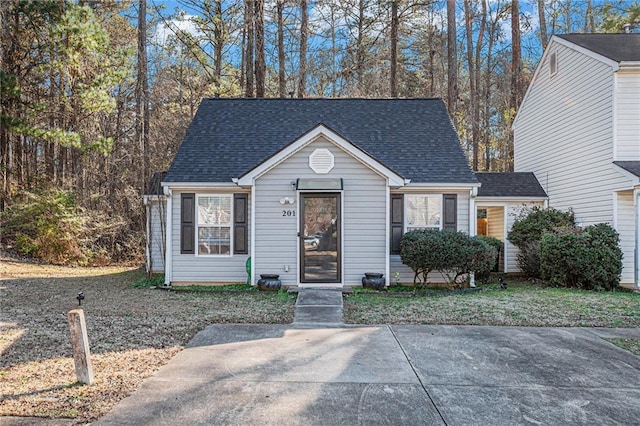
<box><xmin>344</xmin><ymin>280</ymin><xmax>640</xmax><ymax>328</ymax></box>
<box><xmin>0</xmin><ymin>259</ymin><xmax>295</xmax><ymax>423</ymax></box>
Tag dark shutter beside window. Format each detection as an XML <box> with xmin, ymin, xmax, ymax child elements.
<box><xmin>181</xmin><ymin>193</ymin><xmax>195</xmax><ymax>254</ymax></box>
<box><xmin>233</xmin><ymin>193</ymin><xmax>248</xmax><ymax>254</ymax></box>
<box><xmin>390</xmin><ymin>194</ymin><xmax>403</xmax><ymax>254</ymax></box>
<box><xmin>443</xmin><ymin>194</ymin><xmax>457</xmax><ymax>231</ymax></box>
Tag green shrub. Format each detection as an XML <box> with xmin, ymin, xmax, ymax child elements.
<box><xmin>472</xmin><ymin>236</ymin><xmax>500</xmax><ymax>283</ymax></box>
<box><xmin>539</xmin><ymin>224</ymin><xmax>622</xmax><ymax>291</ymax></box>
<box><xmin>400</xmin><ymin>229</ymin><xmax>449</xmax><ymax>285</ymax></box>
<box><xmin>400</xmin><ymin>230</ymin><xmax>497</xmax><ymax>287</ymax></box>
<box><xmin>508</xmin><ymin>207</ymin><xmax>574</xmax><ymax>278</ymax></box>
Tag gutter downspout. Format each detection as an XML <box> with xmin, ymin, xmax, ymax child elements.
<box><xmin>469</xmin><ymin>187</ymin><xmax>478</xmax><ymax>288</ymax></box>
<box><xmin>164</xmin><ymin>187</ymin><xmax>173</xmax><ymax>286</ymax></box>
<box><xmin>635</xmin><ymin>188</ymin><xmax>639</xmax><ymax>291</ymax></box>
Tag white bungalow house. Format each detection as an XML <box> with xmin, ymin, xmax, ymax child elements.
<box><xmin>513</xmin><ymin>33</ymin><xmax>640</xmax><ymax>289</ymax></box>
<box><xmin>147</xmin><ymin>98</ymin><xmax>490</xmax><ymax>288</ymax></box>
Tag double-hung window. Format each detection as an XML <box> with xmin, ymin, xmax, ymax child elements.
<box><xmin>197</xmin><ymin>195</ymin><xmax>232</xmax><ymax>255</ymax></box>
<box><xmin>405</xmin><ymin>194</ymin><xmax>441</xmax><ymax>231</ymax></box>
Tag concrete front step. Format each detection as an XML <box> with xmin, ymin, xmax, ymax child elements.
<box><xmin>293</xmin><ymin>289</ymin><xmax>344</xmax><ymax>326</ymax></box>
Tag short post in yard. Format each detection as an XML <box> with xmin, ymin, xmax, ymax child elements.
<box><xmin>67</xmin><ymin>309</ymin><xmax>94</xmax><ymax>384</ymax></box>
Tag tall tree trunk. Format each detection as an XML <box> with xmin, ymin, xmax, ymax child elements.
<box><xmin>464</xmin><ymin>0</ymin><xmax>478</xmax><ymax>170</ymax></box>
<box><xmin>277</xmin><ymin>0</ymin><xmax>286</xmax><ymax>98</ymax></box>
<box><xmin>475</xmin><ymin>0</ymin><xmax>486</xmax><ymax>170</ymax></box>
<box><xmin>244</xmin><ymin>0</ymin><xmax>254</xmax><ymax>97</ymax></box>
<box><xmin>214</xmin><ymin>0</ymin><xmax>223</xmax><ymax>93</ymax></box>
<box><xmin>390</xmin><ymin>0</ymin><xmax>398</xmax><ymax>98</ymax></box>
<box><xmin>136</xmin><ymin>0</ymin><xmax>149</xmax><ymax>193</ymax></box>
<box><xmin>254</xmin><ymin>0</ymin><xmax>265</xmax><ymax>97</ymax></box>
<box><xmin>356</xmin><ymin>0</ymin><xmax>365</xmax><ymax>94</ymax></box>
<box><xmin>297</xmin><ymin>0</ymin><xmax>308</xmax><ymax>98</ymax></box>
<box><xmin>508</xmin><ymin>0</ymin><xmax>521</xmax><ymax>172</ymax></box>
<box><xmin>446</xmin><ymin>0</ymin><xmax>457</xmax><ymax>127</ymax></box>
<box><xmin>537</xmin><ymin>0</ymin><xmax>548</xmax><ymax>50</ymax></box>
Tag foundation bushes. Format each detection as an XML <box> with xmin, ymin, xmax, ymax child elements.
<box><xmin>508</xmin><ymin>207</ymin><xmax>575</xmax><ymax>278</ymax></box>
<box><xmin>400</xmin><ymin>230</ymin><xmax>497</xmax><ymax>287</ymax></box>
<box><xmin>539</xmin><ymin>224</ymin><xmax>622</xmax><ymax>291</ymax></box>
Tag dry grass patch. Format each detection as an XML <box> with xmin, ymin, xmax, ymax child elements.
<box><xmin>0</xmin><ymin>259</ymin><xmax>295</xmax><ymax>423</ymax></box>
<box><xmin>344</xmin><ymin>281</ymin><xmax>640</xmax><ymax>327</ymax></box>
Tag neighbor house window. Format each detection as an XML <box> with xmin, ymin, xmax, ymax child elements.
<box><xmin>197</xmin><ymin>195</ymin><xmax>232</xmax><ymax>255</ymax></box>
<box><xmin>549</xmin><ymin>52</ymin><xmax>557</xmax><ymax>77</ymax></box>
<box><xmin>405</xmin><ymin>194</ymin><xmax>441</xmax><ymax>231</ymax></box>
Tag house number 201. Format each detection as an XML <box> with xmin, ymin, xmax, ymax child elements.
<box><xmin>282</xmin><ymin>210</ymin><xmax>296</xmax><ymax>217</ymax></box>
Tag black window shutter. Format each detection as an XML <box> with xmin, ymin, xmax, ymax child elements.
<box><xmin>443</xmin><ymin>194</ymin><xmax>457</xmax><ymax>232</ymax></box>
<box><xmin>233</xmin><ymin>194</ymin><xmax>248</xmax><ymax>254</ymax></box>
<box><xmin>390</xmin><ymin>194</ymin><xmax>403</xmax><ymax>254</ymax></box>
<box><xmin>181</xmin><ymin>193</ymin><xmax>195</xmax><ymax>254</ymax></box>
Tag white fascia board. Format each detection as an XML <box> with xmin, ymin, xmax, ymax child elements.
<box><xmin>235</xmin><ymin>124</ymin><xmax>406</xmax><ymax>187</ymax></box>
<box><xmin>161</xmin><ymin>182</ymin><xmax>240</xmax><ymax>192</ymax></box>
<box><xmin>476</xmin><ymin>196</ymin><xmax>548</xmax><ymax>204</ymax></box>
<box><xmin>401</xmin><ymin>182</ymin><xmax>480</xmax><ymax>192</ymax></box>
<box><xmin>612</xmin><ymin>164</ymin><xmax>640</xmax><ymax>186</ymax></box>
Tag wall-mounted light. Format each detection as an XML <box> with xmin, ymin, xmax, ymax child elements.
<box><xmin>279</xmin><ymin>197</ymin><xmax>295</xmax><ymax>205</ymax></box>
<box><xmin>290</xmin><ymin>180</ymin><xmax>297</xmax><ymax>190</ymax></box>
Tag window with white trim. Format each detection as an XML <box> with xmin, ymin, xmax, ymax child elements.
<box><xmin>405</xmin><ymin>194</ymin><xmax>441</xmax><ymax>231</ymax></box>
<box><xmin>197</xmin><ymin>195</ymin><xmax>232</xmax><ymax>255</ymax></box>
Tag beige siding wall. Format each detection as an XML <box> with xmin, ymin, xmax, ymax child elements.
<box><xmin>615</xmin><ymin>71</ymin><xmax>640</xmax><ymax>160</ymax></box>
<box><xmin>255</xmin><ymin>137</ymin><xmax>387</xmax><ymax>286</ymax></box>
<box><xmin>616</xmin><ymin>191</ymin><xmax>636</xmax><ymax>284</ymax></box>
<box><xmin>514</xmin><ymin>42</ymin><xmax>629</xmax><ymax>230</ymax></box>
<box><xmin>147</xmin><ymin>199</ymin><xmax>166</xmax><ymax>273</ymax></box>
<box><xmin>485</xmin><ymin>207</ymin><xmax>505</xmax><ymax>272</ymax></box>
<box><xmin>170</xmin><ymin>190</ymin><xmax>251</xmax><ymax>283</ymax></box>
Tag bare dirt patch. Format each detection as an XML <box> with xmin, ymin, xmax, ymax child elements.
<box><xmin>0</xmin><ymin>257</ymin><xmax>295</xmax><ymax>424</ymax></box>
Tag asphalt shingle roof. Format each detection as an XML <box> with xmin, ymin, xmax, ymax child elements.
<box><xmin>614</xmin><ymin>161</ymin><xmax>640</xmax><ymax>178</ymax></box>
<box><xmin>475</xmin><ymin>172</ymin><xmax>547</xmax><ymax>198</ymax></box>
<box><xmin>163</xmin><ymin>98</ymin><xmax>477</xmax><ymax>185</ymax></box>
<box><xmin>557</xmin><ymin>33</ymin><xmax>640</xmax><ymax>62</ymax></box>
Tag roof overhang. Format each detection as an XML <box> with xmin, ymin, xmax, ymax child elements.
<box><xmin>476</xmin><ymin>196</ymin><xmax>548</xmax><ymax>203</ymax></box>
<box><xmin>401</xmin><ymin>182</ymin><xmax>480</xmax><ymax>191</ymax></box>
<box><xmin>235</xmin><ymin>124</ymin><xmax>407</xmax><ymax>187</ymax></box>
<box><xmin>613</xmin><ymin>163</ymin><xmax>640</xmax><ymax>187</ymax></box>
<box><xmin>160</xmin><ymin>182</ymin><xmax>242</xmax><ymax>192</ymax></box>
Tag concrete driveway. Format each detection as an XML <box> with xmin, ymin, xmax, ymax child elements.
<box><xmin>94</xmin><ymin>324</ymin><xmax>640</xmax><ymax>425</ymax></box>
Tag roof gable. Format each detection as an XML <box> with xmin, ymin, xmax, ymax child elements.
<box><xmin>236</xmin><ymin>124</ymin><xmax>406</xmax><ymax>187</ymax></box>
<box><xmin>163</xmin><ymin>98</ymin><xmax>477</xmax><ymax>186</ymax></box>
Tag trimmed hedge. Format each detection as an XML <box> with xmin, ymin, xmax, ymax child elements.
<box><xmin>400</xmin><ymin>229</ymin><xmax>497</xmax><ymax>287</ymax></box>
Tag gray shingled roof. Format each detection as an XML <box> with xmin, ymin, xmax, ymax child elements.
<box><xmin>163</xmin><ymin>98</ymin><xmax>478</xmax><ymax>185</ymax></box>
<box><xmin>476</xmin><ymin>172</ymin><xmax>547</xmax><ymax>198</ymax></box>
<box><xmin>557</xmin><ymin>33</ymin><xmax>640</xmax><ymax>62</ymax></box>
<box><xmin>614</xmin><ymin>161</ymin><xmax>640</xmax><ymax>178</ymax></box>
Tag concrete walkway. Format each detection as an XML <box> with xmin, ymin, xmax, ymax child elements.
<box><xmin>93</xmin><ymin>289</ymin><xmax>640</xmax><ymax>426</ymax></box>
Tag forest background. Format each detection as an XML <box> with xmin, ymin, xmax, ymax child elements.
<box><xmin>0</xmin><ymin>0</ymin><xmax>638</xmax><ymax>266</ymax></box>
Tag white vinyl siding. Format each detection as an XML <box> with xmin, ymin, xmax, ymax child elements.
<box><xmin>254</xmin><ymin>137</ymin><xmax>387</xmax><ymax>287</ymax></box>
<box><xmin>170</xmin><ymin>190</ymin><xmax>250</xmax><ymax>283</ymax></box>
<box><xmin>514</xmin><ymin>41</ymin><xmax>630</xmax><ymax>227</ymax></box>
<box><xmin>614</xmin><ymin>71</ymin><xmax>640</xmax><ymax>160</ymax></box>
<box><xmin>147</xmin><ymin>199</ymin><xmax>166</xmax><ymax>273</ymax></box>
<box><xmin>616</xmin><ymin>191</ymin><xmax>636</xmax><ymax>284</ymax></box>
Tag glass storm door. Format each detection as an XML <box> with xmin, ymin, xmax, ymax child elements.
<box><xmin>300</xmin><ymin>193</ymin><xmax>341</xmax><ymax>283</ymax></box>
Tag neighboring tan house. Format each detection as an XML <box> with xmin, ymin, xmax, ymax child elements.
<box><xmin>513</xmin><ymin>33</ymin><xmax>640</xmax><ymax>289</ymax></box>
<box><xmin>150</xmin><ymin>98</ymin><xmax>487</xmax><ymax>287</ymax></box>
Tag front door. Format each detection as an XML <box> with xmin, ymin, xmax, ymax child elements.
<box><xmin>300</xmin><ymin>193</ymin><xmax>341</xmax><ymax>283</ymax></box>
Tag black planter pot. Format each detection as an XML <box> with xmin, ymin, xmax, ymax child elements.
<box><xmin>257</xmin><ymin>274</ymin><xmax>282</xmax><ymax>291</ymax></box>
<box><xmin>362</xmin><ymin>272</ymin><xmax>385</xmax><ymax>290</ymax></box>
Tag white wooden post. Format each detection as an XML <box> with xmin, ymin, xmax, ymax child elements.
<box><xmin>67</xmin><ymin>309</ymin><xmax>94</xmax><ymax>384</ymax></box>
